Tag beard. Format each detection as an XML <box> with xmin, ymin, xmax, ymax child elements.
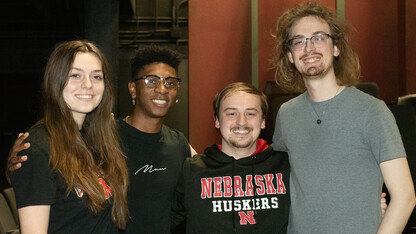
<box><xmin>301</xmin><ymin>63</ymin><xmax>336</xmax><ymax>81</ymax></box>
<box><xmin>305</xmin><ymin>65</ymin><xmax>324</xmax><ymax>77</ymax></box>
<box><xmin>229</xmin><ymin>137</ymin><xmax>253</xmax><ymax>149</ymax></box>
<box><xmin>227</xmin><ymin>127</ymin><xmax>254</xmax><ymax>149</ymax></box>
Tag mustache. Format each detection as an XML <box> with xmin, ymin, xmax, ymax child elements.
<box><xmin>300</xmin><ymin>52</ymin><xmax>322</xmax><ymax>60</ymax></box>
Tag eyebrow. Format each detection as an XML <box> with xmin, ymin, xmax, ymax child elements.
<box><xmin>70</xmin><ymin>67</ymin><xmax>103</xmax><ymax>73</ymax></box>
<box><xmin>223</xmin><ymin>107</ymin><xmax>259</xmax><ymax>112</ymax></box>
<box><xmin>245</xmin><ymin>108</ymin><xmax>260</xmax><ymax>113</ymax></box>
<box><xmin>291</xmin><ymin>31</ymin><xmax>328</xmax><ymax>39</ymax></box>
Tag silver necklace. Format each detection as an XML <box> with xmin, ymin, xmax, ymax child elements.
<box><xmin>310</xmin><ymin>86</ymin><xmax>341</xmax><ymax>125</ymax></box>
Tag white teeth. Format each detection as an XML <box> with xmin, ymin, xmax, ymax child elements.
<box><xmin>303</xmin><ymin>57</ymin><xmax>320</xmax><ymax>63</ymax></box>
<box><xmin>152</xmin><ymin>99</ymin><xmax>167</xmax><ymax>104</ymax></box>
<box><xmin>233</xmin><ymin>130</ymin><xmax>249</xmax><ymax>134</ymax></box>
<box><xmin>76</xmin><ymin>95</ymin><xmax>93</xmax><ymax>99</ymax></box>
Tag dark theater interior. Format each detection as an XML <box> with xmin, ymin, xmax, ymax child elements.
<box><xmin>0</xmin><ymin>0</ymin><xmax>415</xmax><ymax>233</ymax></box>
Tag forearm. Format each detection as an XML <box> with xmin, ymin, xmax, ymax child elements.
<box><xmin>6</xmin><ymin>132</ymin><xmax>30</xmax><ymax>183</ymax></box>
<box><xmin>18</xmin><ymin>205</ymin><xmax>50</xmax><ymax>234</ymax></box>
<box><xmin>378</xmin><ymin>158</ymin><xmax>416</xmax><ymax>233</ymax></box>
<box><xmin>377</xmin><ymin>196</ymin><xmax>416</xmax><ymax>234</ymax></box>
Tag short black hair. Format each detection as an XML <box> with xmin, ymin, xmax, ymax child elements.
<box><xmin>130</xmin><ymin>44</ymin><xmax>183</xmax><ymax>81</ymax></box>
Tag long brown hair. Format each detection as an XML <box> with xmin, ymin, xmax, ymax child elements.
<box><xmin>272</xmin><ymin>1</ymin><xmax>360</xmax><ymax>92</ymax></box>
<box><xmin>42</xmin><ymin>40</ymin><xmax>129</xmax><ymax>229</ymax></box>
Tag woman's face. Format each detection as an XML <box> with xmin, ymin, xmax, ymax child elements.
<box><xmin>63</xmin><ymin>52</ymin><xmax>105</xmax><ymax>127</ymax></box>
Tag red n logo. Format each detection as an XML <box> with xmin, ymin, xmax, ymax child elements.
<box><xmin>238</xmin><ymin>211</ymin><xmax>256</xmax><ymax>225</ymax></box>
<box><xmin>99</xmin><ymin>178</ymin><xmax>113</xmax><ymax>199</ymax></box>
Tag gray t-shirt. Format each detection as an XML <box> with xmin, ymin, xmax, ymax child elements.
<box><xmin>272</xmin><ymin>86</ymin><xmax>405</xmax><ymax>234</ymax></box>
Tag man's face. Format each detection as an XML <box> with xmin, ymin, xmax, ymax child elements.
<box><xmin>287</xmin><ymin>16</ymin><xmax>340</xmax><ymax>79</ymax></box>
<box><xmin>128</xmin><ymin>62</ymin><xmax>178</xmax><ymax>119</ymax></box>
<box><xmin>215</xmin><ymin>91</ymin><xmax>265</xmax><ymax>153</ymax></box>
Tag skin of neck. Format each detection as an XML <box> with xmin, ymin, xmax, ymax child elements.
<box><xmin>303</xmin><ymin>70</ymin><xmax>344</xmax><ymax>102</ymax></box>
<box><xmin>128</xmin><ymin>109</ymin><xmax>164</xmax><ymax>133</ymax></box>
<box><xmin>72</xmin><ymin>113</ymin><xmax>86</xmax><ymax>130</ymax></box>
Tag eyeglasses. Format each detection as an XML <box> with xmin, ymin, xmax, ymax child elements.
<box><xmin>289</xmin><ymin>33</ymin><xmax>334</xmax><ymax>51</ymax></box>
<box><xmin>133</xmin><ymin>74</ymin><xmax>181</xmax><ymax>89</ymax></box>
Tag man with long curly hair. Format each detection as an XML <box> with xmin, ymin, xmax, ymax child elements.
<box><xmin>271</xmin><ymin>2</ymin><xmax>415</xmax><ymax>233</ymax></box>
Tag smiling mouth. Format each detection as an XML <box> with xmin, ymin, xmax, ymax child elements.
<box><xmin>152</xmin><ymin>99</ymin><xmax>167</xmax><ymax>105</ymax></box>
<box><xmin>232</xmin><ymin>128</ymin><xmax>251</xmax><ymax>134</ymax></box>
<box><xmin>302</xmin><ymin>56</ymin><xmax>321</xmax><ymax>64</ymax></box>
<box><xmin>75</xmin><ymin>94</ymin><xmax>93</xmax><ymax>99</ymax></box>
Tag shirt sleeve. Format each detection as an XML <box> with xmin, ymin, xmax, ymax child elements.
<box><xmin>364</xmin><ymin>101</ymin><xmax>406</xmax><ymax>164</ymax></box>
<box><xmin>272</xmin><ymin>109</ymin><xmax>288</xmax><ymax>152</ymax></box>
<box><xmin>11</xmin><ymin>128</ymin><xmax>56</xmax><ymax>208</ymax></box>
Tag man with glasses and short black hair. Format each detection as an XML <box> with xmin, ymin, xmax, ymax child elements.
<box><xmin>118</xmin><ymin>44</ymin><xmax>195</xmax><ymax>233</ymax></box>
<box><xmin>271</xmin><ymin>2</ymin><xmax>415</xmax><ymax>233</ymax></box>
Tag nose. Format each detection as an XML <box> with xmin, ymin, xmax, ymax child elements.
<box><xmin>304</xmin><ymin>38</ymin><xmax>316</xmax><ymax>52</ymax></box>
<box><xmin>237</xmin><ymin>114</ymin><xmax>247</xmax><ymax>126</ymax></box>
<box><xmin>82</xmin><ymin>77</ymin><xmax>92</xmax><ymax>89</ymax></box>
<box><xmin>154</xmin><ymin>79</ymin><xmax>168</xmax><ymax>94</ymax></box>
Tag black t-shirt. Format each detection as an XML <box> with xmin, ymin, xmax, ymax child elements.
<box><xmin>116</xmin><ymin>119</ymin><xmax>191</xmax><ymax>234</ymax></box>
<box><xmin>11</xmin><ymin>124</ymin><xmax>118</xmax><ymax>233</ymax></box>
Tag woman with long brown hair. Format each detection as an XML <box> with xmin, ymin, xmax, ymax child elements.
<box><xmin>11</xmin><ymin>40</ymin><xmax>129</xmax><ymax>233</ymax></box>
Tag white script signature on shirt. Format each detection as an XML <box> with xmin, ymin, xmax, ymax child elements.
<box><xmin>135</xmin><ymin>164</ymin><xmax>167</xmax><ymax>175</ymax></box>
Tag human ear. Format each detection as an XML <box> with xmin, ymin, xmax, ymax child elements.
<box><xmin>128</xmin><ymin>82</ymin><xmax>136</xmax><ymax>99</ymax></box>
<box><xmin>214</xmin><ymin>117</ymin><xmax>220</xmax><ymax>129</ymax></box>
<box><xmin>333</xmin><ymin>45</ymin><xmax>340</xmax><ymax>57</ymax></box>
<box><xmin>287</xmin><ymin>52</ymin><xmax>294</xmax><ymax>63</ymax></box>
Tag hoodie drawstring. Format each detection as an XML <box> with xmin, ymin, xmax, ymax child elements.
<box><xmin>232</xmin><ymin>158</ymin><xmax>236</xmax><ymax>233</ymax></box>
<box><xmin>251</xmin><ymin>155</ymin><xmax>258</xmax><ymax>215</ymax></box>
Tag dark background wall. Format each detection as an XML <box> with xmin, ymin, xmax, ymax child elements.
<box><xmin>0</xmin><ymin>0</ymin><xmax>85</xmax><ymax>189</ymax></box>
<box><xmin>188</xmin><ymin>0</ymin><xmax>253</xmax><ymax>152</ymax></box>
<box><xmin>0</xmin><ymin>0</ymin><xmax>189</xmax><ymax>190</ymax></box>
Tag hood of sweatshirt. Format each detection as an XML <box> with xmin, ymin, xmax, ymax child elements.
<box><xmin>201</xmin><ymin>139</ymin><xmax>271</xmax><ymax>167</ymax></box>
